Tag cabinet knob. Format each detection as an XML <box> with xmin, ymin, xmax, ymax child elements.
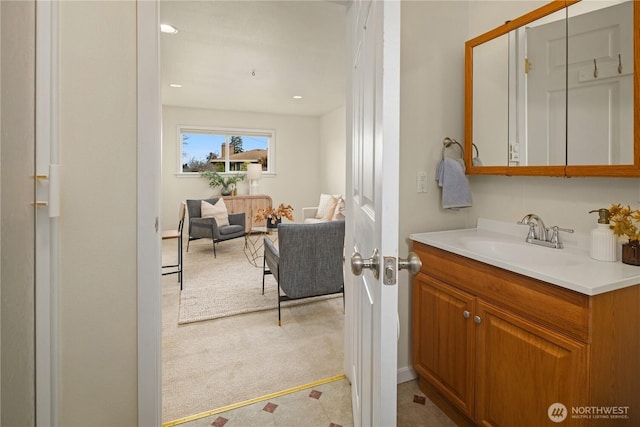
<box><xmin>463</xmin><ymin>310</ymin><xmax>470</xmax><ymax>319</ymax></box>
<box><xmin>474</xmin><ymin>315</ymin><xmax>482</xmax><ymax>324</ymax></box>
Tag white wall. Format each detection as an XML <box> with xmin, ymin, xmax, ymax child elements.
<box><xmin>162</xmin><ymin>106</ymin><xmax>324</xmax><ymax>229</ymax></box>
<box><xmin>0</xmin><ymin>1</ymin><xmax>36</xmax><ymax>424</ymax></box>
<box><xmin>58</xmin><ymin>2</ymin><xmax>138</xmax><ymax>424</ymax></box>
<box><xmin>398</xmin><ymin>0</ymin><xmax>472</xmax><ymax>376</ymax></box>
<box><xmin>319</xmin><ymin>106</ymin><xmax>346</xmax><ymax>197</ymax></box>
<box><xmin>467</xmin><ymin>0</ymin><xmax>547</xmax><ymax>35</ymax></box>
<box><xmin>469</xmin><ymin>176</ymin><xmax>640</xmax><ymax>235</ymax></box>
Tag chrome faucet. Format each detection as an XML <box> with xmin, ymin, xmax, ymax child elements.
<box><xmin>519</xmin><ymin>213</ymin><xmax>548</xmax><ymax>242</ymax></box>
<box><xmin>517</xmin><ymin>214</ymin><xmax>574</xmax><ymax>249</ymax></box>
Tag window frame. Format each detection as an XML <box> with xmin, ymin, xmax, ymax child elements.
<box><xmin>176</xmin><ymin>125</ymin><xmax>275</xmax><ymax>176</ymax></box>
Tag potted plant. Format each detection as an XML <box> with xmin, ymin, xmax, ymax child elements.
<box><xmin>608</xmin><ymin>204</ymin><xmax>640</xmax><ymax>265</ymax></box>
<box><xmin>200</xmin><ymin>171</ymin><xmax>245</xmax><ymax>196</ymax></box>
<box><xmin>255</xmin><ymin>203</ymin><xmax>295</xmax><ymax>228</ymax></box>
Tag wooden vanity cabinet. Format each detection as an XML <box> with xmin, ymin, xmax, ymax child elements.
<box><xmin>413</xmin><ymin>274</ymin><xmax>476</xmax><ymax>416</ymax></box>
<box><xmin>412</xmin><ymin>242</ymin><xmax>640</xmax><ymax>427</ymax></box>
<box><xmin>474</xmin><ymin>302</ymin><xmax>589</xmax><ymax>427</ymax></box>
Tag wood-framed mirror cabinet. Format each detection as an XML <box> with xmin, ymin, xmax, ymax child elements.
<box><xmin>464</xmin><ymin>0</ymin><xmax>639</xmax><ymax>177</ymax></box>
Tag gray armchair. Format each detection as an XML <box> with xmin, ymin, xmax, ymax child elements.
<box><xmin>186</xmin><ymin>198</ymin><xmax>246</xmax><ymax>257</ymax></box>
<box><xmin>262</xmin><ymin>221</ymin><xmax>345</xmax><ymax>326</ymax></box>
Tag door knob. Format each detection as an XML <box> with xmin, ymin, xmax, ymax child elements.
<box><xmin>398</xmin><ymin>252</ymin><xmax>422</xmax><ymax>275</ymax></box>
<box><xmin>351</xmin><ymin>248</ymin><xmax>380</xmax><ymax>279</ymax></box>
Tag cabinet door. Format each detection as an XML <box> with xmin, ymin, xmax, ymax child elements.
<box><xmin>475</xmin><ymin>301</ymin><xmax>588</xmax><ymax>427</ymax></box>
<box><xmin>221</xmin><ymin>196</ymin><xmax>239</xmax><ymax>214</ymax></box>
<box><xmin>413</xmin><ymin>274</ymin><xmax>476</xmax><ymax>415</ymax></box>
<box><xmin>251</xmin><ymin>197</ymin><xmax>272</xmax><ymax>228</ymax></box>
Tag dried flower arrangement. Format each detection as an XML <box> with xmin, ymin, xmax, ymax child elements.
<box><xmin>608</xmin><ymin>204</ymin><xmax>640</xmax><ymax>242</ymax></box>
<box><xmin>255</xmin><ymin>203</ymin><xmax>295</xmax><ymax>225</ymax></box>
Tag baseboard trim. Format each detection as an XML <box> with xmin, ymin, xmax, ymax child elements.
<box><xmin>397</xmin><ymin>366</ymin><xmax>418</xmax><ymax>384</ymax></box>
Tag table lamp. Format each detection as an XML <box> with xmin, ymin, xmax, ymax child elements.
<box><xmin>247</xmin><ymin>163</ymin><xmax>263</xmax><ymax>195</ymax></box>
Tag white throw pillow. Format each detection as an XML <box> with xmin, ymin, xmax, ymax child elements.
<box><xmin>315</xmin><ymin>193</ymin><xmax>336</xmax><ymax>219</ymax></box>
<box><xmin>322</xmin><ymin>196</ymin><xmax>339</xmax><ymax>221</ymax></box>
<box><xmin>201</xmin><ymin>199</ymin><xmax>229</xmax><ymax>227</ymax></box>
<box><xmin>332</xmin><ymin>197</ymin><xmax>346</xmax><ymax>221</ymax></box>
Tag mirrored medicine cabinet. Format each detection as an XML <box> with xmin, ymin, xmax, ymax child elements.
<box><xmin>465</xmin><ymin>0</ymin><xmax>639</xmax><ymax>177</ymax></box>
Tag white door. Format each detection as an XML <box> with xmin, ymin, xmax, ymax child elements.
<box><xmin>344</xmin><ymin>1</ymin><xmax>401</xmax><ymax>426</ymax></box>
<box><xmin>566</xmin><ymin>1</ymin><xmax>633</xmax><ymax>165</ymax></box>
<box><xmin>525</xmin><ymin>1</ymin><xmax>633</xmax><ymax>166</ymax></box>
<box><xmin>525</xmin><ymin>9</ymin><xmax>567</xmax><ymax>166</ymax></box>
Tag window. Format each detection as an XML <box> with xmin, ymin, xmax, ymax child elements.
<box><xmin>178</xmin><ymin>126</ymin><xmax>273</xmax><ymax>174</ymax></box>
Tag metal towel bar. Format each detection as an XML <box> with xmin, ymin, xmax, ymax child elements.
<box><xmin>442</xmin><ymin>137</ymin><xmax>479</xmax><ymax>160</ymax></box>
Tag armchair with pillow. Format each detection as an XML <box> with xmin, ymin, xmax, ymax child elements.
<box><xmin>186</xmin><ymin>198</ymin><xmax>246</xmax><ymax>256</ymax></box>
<box><xmin>303</xmin><ymin>193</ymin><xmax>345</xmax><ymax>224</ymax></box>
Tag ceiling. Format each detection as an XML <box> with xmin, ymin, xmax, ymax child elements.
<box><xmin>160</xmin><ymin>1</ymin><xmax>347</xmax><ymax>117</ymax></box>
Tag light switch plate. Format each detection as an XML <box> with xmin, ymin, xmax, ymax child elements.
<box><xmin>416</xmin><ymin>171</ymin><xmax>428</xmax><ymax>193</ymax></box>
<box><xmin>509</xmin><ymin>143</ymin><xmax>520</xmax><ymax>162</ymax></box>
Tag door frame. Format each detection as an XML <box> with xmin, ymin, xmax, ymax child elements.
<box><xmin>35</xmin><ymin>1</ymin><xmax>58</xmax><ymax>424</ymax></box>
<box><xmin>137</xmin><ymin>1</ymin><xmax>163</xmax><ymax>425</ymax></box>
<box><xmin>35</xmin><ymin>1</ymin><xmax>163</xmax><ymax>423</ymax></box>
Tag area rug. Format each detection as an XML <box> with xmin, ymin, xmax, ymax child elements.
<box><xmin>175</xmin><ymin>237</ymin><xmax>343</xmax><ymax>324</ymax></box>
<box><xmin>178</xmin><ymin>279</ymin><xmax>341</xmax><ymax>324</ymax></box>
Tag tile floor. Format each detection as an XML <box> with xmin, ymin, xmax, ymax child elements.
<box><xmin>171</xmin><ymin>377</ymin><xmax>455</xmax><ymax>427</ymax></box>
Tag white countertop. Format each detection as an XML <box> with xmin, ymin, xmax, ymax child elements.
<box><xmin>410</xmin><ymin>218</ymin><xmax>640</xmax><ymax>296</ymax></box>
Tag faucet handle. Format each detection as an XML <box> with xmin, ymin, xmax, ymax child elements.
<box><xmin>551</xmin><ymin>225</ymin><xmax>574</xmax><ymax>235</ymax></box>
<box><xmin>549</xmin><ymin>226</ymin><xmax>574</xmax><ymax>247</ymax></box>
<box><xmin>517</xmin><ymin>220</ymin><xmax>537</xmax><ymax>240</ymax></box>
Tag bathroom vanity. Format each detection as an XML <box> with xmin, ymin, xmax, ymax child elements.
<box><xmin>410</xmin><ymin>220</ymin><xmax>640</xmax><ymax>427</ymax></box>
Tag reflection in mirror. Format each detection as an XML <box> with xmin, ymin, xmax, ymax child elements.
<box><xmin>466</xmin><ymin>0</ymin><xmax>639</xmax><ymax>176</ymax></box>
<box><xmin>566</xmin><ymin>1</ymin><xmax>634</xmax><ymax>165</ymax></box>
<box><xmin>520</xmin><ymin>8</ymin><xmax>567</xmax><ymax>166</ymax></box>
<box><xmin>472</xmin><ymin>33</ymin><xmax>509</xmax><ymax>166</ymax></box>
<box><xmin>466</xmin><ymin>2</ymin><xmax>570</xmax><ymax>172</ymax></box>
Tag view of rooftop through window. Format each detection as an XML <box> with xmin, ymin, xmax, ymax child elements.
<box><xmin>180</xmin><ymin>128</ymin><xmax>271</xmax><ymax>174</ymax></box>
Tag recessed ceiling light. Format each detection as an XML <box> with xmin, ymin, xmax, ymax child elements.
<box><xmin>292</xmin><ymin>95</ymin><xmax>303</xmax><ymax>99</ymax></box>
<box><xmin>160</xmin><ymin>24</ymin><xmax>178</xmax><ymax>34</ymax></box>
<box><xmin>169</xmin><ymin>83</ymin><xmax>183</xmax><ymax>88</ymax></box>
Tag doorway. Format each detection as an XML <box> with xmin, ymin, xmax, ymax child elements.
<box><xmin>157</xmin><ymin>1</ymin><xmax>349</xmax><ymax>423</ymax></box>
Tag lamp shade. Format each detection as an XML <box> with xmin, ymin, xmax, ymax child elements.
<box><xmin>247</xmin><ymin>163</ymin><xmax>263</xmax><ymax>180</ymax></box>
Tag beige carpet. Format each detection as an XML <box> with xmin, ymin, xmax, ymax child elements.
<box><xmin>178</xmin><ymin>283</ymin><xmax>341</xmax><ymax>324</ymax></box>
<box><xmin>162</xmin><ymin>237</ymin><xmax>345</xmax><ymax>423</ymax></box>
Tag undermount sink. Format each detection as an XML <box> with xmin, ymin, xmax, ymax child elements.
<box><xmin>461</xmin><ymin>238</ymin><xmax>586</xmax><ymax>267</ymax></box>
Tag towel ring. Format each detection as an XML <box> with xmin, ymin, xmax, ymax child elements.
<box><xmin>442</xmin><ymin>137</ymin><xmax>479</xmax><ymax>159</ymax></box>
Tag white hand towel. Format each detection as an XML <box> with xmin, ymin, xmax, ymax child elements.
<box><xmin>435</xmin><ymin>158</ymin><xmax>472</xmax><ymax>210</ymax></box>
